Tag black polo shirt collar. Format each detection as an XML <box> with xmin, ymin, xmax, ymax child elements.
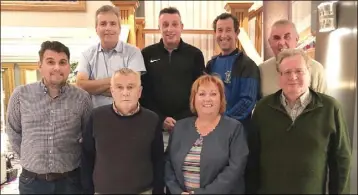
<box><xmin>158</xmin><ymin>38</ymin><xmax>185</xmax><ymax>52</ymax></box>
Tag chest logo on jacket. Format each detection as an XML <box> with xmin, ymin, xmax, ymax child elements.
<box><xmin>224</xmin><ymin>71</ymin><xmax>231</xmax><ymax>84</ymax></box>
<box><xmin>150</xmin><ymin>58</ymin><xmax>160</xmax><ymax>63</ymax></box>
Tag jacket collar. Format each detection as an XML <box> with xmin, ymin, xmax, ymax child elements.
<box><xmin>280</xmin><ymin>88</ymin><xmax>311</xmax><ymax>108</ymax></box>
<box><xmin>268</xmin><ymin>88</ymin><xmax>324</xmax><ymax>112</ymax></box>
<box><xmin>158</xmin><ymin>38</ymin><xmax>185</xmax><ymax>51</ymax></box>
<box><xmin>219</xmin><ymin>48</ymin><xmax>241</xmax><ymax>57</ymax></box>
<box><xmin>210</xmin><ymin>48</ymin><xmax>242</xmax><ymax>61</ymax></box>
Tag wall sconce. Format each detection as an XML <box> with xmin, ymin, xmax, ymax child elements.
<box><xmin>317</xmin><ymin>1</ymin><xmax>338</xmax><ymax>32</ymax></box>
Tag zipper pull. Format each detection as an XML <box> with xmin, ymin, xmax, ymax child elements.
<box><xmin>286</xmin><ymin>122</ymin><xmax>294</xmax><ymax>131</ymax></box>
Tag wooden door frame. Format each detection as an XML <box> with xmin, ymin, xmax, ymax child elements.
<box><xmin>17</xmin><ymin>63</ymin><xmax>39</xmax><ymax>85</ymax></box>
<box><xmin>1</xmin><ymin>63</ymin><xmax>15</xmax><ymax>126</ymax></box>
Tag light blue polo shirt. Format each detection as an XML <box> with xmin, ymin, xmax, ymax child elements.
<box><xmin>76</xmin><ymin>41</ymin><xmax>146</xmax><ymax>108</ymax></box>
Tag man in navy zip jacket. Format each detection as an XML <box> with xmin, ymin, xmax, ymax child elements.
<box><xmin>206</xmin><ymin>13</ymin><xmax>261</xmax><ymax>131</ymax></box>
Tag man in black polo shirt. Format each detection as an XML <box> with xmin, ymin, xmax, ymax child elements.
<box><xmin>81</xmin><ymin>68</ymin><xmax>164</xmax><ymax>194</ymax></box>
<box><xmin>141</xmin><ymin>7</ymin><xmax>205</xmax><ymax>146</ymax></box>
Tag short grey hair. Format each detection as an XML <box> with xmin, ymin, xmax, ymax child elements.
<box><xmin>271</xmin><ymin>19</ymin><xmax>299</xmax><ymax>37</ymax></box>
<box><xmin>111</xmin><ymin>68</ymin><xmax>141</xmax><ymax>85</ymax></box>
<box><xmin>95</xmin><ymin>5</ymin><xmax>120</xmax><ymax>26</ymax></box>
<box><xmin>276</xmin><ymin>48</ymin><xmax>311</xmax><ymax>72</ymax></box>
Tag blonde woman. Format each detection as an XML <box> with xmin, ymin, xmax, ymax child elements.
<box><xmin>165</xmin><ymin>74</ymin><xmax>248</xmax><ymax>194</ymax></box>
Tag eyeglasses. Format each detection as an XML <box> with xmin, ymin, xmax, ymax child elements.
<box><xmin>279</xmin><ymin>68</ymin><xmax>307</xmax><ymax>77</ymax></box>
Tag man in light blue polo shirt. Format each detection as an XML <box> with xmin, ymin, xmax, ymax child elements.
<box><xmin>76</xmin><ymin>5</ymin><xmax>146</xmax><ymax>108</ymax></box>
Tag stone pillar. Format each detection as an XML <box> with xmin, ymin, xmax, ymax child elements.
<box><xmin>263</xmin><ymin>1</ymin><xmax>291</xmax><ymax>60</ymax></box>
<box><xmin>225</xmin><ymin>3</ymin><xmax>254</xmax><ymax>51</ymax></box>
<box><xmin>111</xmin><ymin>1</ymin><xmax>139</xmax><ymax>45</ymax></box>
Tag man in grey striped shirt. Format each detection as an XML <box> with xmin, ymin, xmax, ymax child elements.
<box><xmin>6</xmin><ymin>41</ymin><xmax>93</xmax><ymax>194</ymax></box>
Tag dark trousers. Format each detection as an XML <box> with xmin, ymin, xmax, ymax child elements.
<box><xmin>18</xmin><ymin>170</ymin><xmax>82</xmax><ymax>194</ymax></box>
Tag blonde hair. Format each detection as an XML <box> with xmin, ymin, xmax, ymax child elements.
<box><xmin>189</xmin><ymin>74</ymin><xmax>226</xmax><ymax>114</ymax></box>
<box><xmin>111</xmin><ymin>68</ymin><xmax>141</xmax><ymax>85</ymax></box>
<box><xmin>276</xmin><ymin>48</ymin><xmax>311</xmax><ymax>72</ymax></box>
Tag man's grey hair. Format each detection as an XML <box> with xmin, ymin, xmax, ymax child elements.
<box><xmin>111</xmin><ymin>68</ymin><xmax>141</xmax><ymax>86</ymax></box>
<box><xmin>95</xmin><ymin>5</ymin><xmax>120</xmax><ymax>26</ymax></box>
<box><xmin>270</xmin><ymin>19</ymin><xmax>299</xmax><ymax>39</ymax></box>
<box><xmin>276</xmin><ymin>48</ymin><xmax>311</xmax><ymax>72</ymax></box>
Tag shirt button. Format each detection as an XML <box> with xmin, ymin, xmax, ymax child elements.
<box><xmin>49</xmin><ymin>137</ymin><xmax>52</xmax><ymax>139</ymax></box>
<box><xmin>49</xmin><ymin>150</ymin><xmax>52</xmax><ymax>153</ymax></box>
<box><xmin>49</xmin><ymin>123</ymin><xmax>52</xmax><ymax>126</ymax></box>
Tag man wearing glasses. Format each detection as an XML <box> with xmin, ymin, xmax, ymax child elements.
<box><xmin>247</xmin><ymin>48</ymin><xmax>351</xmax><ymax>194</ymax></box>
<box><xmin>259</xmin><ymin>19</ymin><xmax>327</xmax><ymax>97</ymax></box>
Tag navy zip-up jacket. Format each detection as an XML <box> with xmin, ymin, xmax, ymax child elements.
<box><xmin>206</xmin><ymin>49</ymin><xmax>261</xmax><ymax>130</ymax></box>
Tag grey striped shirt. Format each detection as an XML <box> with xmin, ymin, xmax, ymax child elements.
<box><xmin>6</xmin><ymin>81</ymin><xmax>93</xmax><ymax>174</ymax></box>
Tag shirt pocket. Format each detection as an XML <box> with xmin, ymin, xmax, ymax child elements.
<box><xmin>21</xmin><ymin>109</ymin><xmax>48</xmax><ymax>131</ymax></box>
<box><xmin>109</xmin><ymin>55</ymin><xmax>128</xmax><ymax>74</ymax></box>
<box><xmin>22</xmin><ymin>110</ymin><xmax>47</xmax><ymax>123</ymax></box>
<box><xmin>21</xmin><ymin>110</ymin><xmax>49</xmax><ymax>147</ymax></box>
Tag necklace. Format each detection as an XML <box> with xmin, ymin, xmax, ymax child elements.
<box><xmin>194</xmin><ymin>116</ymin><xmax>221</xmax><ymax>136</ymax></box>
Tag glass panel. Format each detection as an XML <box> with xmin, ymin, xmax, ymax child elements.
<box><xmin>0</xmin><ymin>68</ymin><xmax>10</xmax><ymax>155</ymax></box>
<box><xmin>0</xmin><ymin>68</ymin><xmax>10</xmax><ymax>128</ymax></box>
<box><xmin>24</xmin><ymin>69</ymin><xmax>39</xmax><ymax>84</ymax></box>
<box><xmin>120</xmin><ymin>24</ymin><xmax>130</xmax><ymax>43</ymax></box>
<box><xmin>1</xmin><ymin>69</ymin><xmax>5</xmax><ymax>134</ymax></box>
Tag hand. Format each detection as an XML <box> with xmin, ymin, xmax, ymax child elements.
<box><xmin>181</xmin><ymin>192</ymin><xmax>190</xmax><ymax>195</ymax></box>
<box><xmin>163</xmin><ymin>117</ymin><xmax>176</xmax><ymax>131</ymax></box>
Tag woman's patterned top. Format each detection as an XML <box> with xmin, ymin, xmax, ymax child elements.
<box><xmin>182</xmin><ymin>135</ymin><xmax>203</xmax><ymax>191</ymax></box>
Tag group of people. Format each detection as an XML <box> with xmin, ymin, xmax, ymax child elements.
<box><xmin>5</xmin><ymin>4</ymin><xmax>351</xmax><ymax>195</ymax></box>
